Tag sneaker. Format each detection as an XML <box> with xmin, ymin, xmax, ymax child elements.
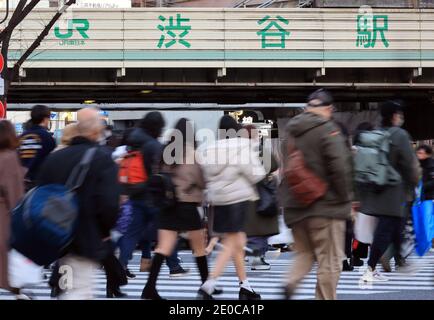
<box><xmin>125</xmin><ymin>268</ymin><xmax>136</xmax><ymax>279</ymax></box>
<box><xmin>361</xmin><ymin>267</ymin><xmax>388</xmax><ymax>282</ymax></box>
<box><xmin>251</xmin><ymin>257</ymin><xmax>271</xmax><ymax>271</ymax></box>
<box><xmin>395</xmin><ymin>263</ymin><xmax>418</xmax><ymax>274</ymax></box>
<box><xmin>169</xmin><ymin>267</ymin><xmax>190</xmax><ymax>278</ymax></box>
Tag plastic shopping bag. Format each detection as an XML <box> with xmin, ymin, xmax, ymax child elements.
<box><xmin>8</xmin><ymin>249</ymin><xmax>43</xmax><ymax>288</ymax></box>
<box><xmin>354</xmin><ymin>212</ymin><xmax>378</xmax><ymax>245</ymax></box>
<box><xmin>412</xmin><ymin>199</ymin><xmax>434</xmax><ymax>256</ymax></box>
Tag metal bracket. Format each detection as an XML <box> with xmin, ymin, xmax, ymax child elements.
<box><xmin>217</xmin><ymin>67</ymin><xmax>227</xmax><ymax>78</ymax></box>
<box><xmin>116</xmin><ymin>68</ymin><xmax>126</xmax><ymax>78</ymax></box>
<box><xmin>412</xmin><ymin>67</ymin><xmax>422</xmax><ymax>78</ymax></box>
<box><xmin>316</xmin><ymin>67</ymin><xmax>326</xmax><ymax>77</ymax></box>
<box><xmin>19</xmin><ymin>68</ymin><xmax>26</xmax><ymax>78</ymax></box>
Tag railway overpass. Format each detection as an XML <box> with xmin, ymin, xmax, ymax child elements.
<box><xmin>3</xmin><ymin>7</ymin><xmax>434</xmax><ymax>138</ymax></box>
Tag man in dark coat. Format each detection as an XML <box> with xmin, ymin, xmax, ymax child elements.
<box><xmin>280</xmin><ymin>89</ymin><xmax>353</xmax><ymax>300</ymax></box>
<box><xmin>19</xmin><ymin>105</ymin><xmax>56</xmax><ymax>190</ymax></box>
<box><xmin>37</xmin><ymin>108</ymin><xmax>120</xmax><ymax>299</ymax></box>
<box><xmin>359</xmin><ymin>101</ymin><xmax>419</xmax><ymax>282</ymax></box>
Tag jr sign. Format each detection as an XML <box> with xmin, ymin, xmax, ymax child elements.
<box><xmin>54</xmin><ymin>19</ymin><xmax>90</xmax><ymax>46</ymax></box>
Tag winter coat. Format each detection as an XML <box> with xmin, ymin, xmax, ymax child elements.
<box><xmin>197</xmin><ymin>137</ymin><xmax>266</xmax><ymax>206</ymax></box>
<box><xmin>0</xmin><ymin>150</ymin><xmax>25</xmax><ymax>289</ymax></box>
<box><xmin>36</xmin><ymin>137</ymin><xmax>121</xmax><ymax>262</ymax></box>
<box><xmin>244</xmin><ymin>148</ymin><xmax>279</xmax><ymax>237</ymax></box>
<box><xmin>358</xmin><ymin>127</ymin><xmax>419</xmax><ymax>218</ymax></box>
<box><xmin>279</xmin><ymin>112</ymin><xmax>353</xmax><ymax>226</ymax></box>
<box><xmin>171</xmin><ymin>144</ymin><xmax>205</xmax><ymax>204</ymax></box>
<box><xmin>19</xmin><ymin>125</ymin><xmax>56</xmax><ymax>181</ymax></box>
<box><xmin>420</xmin><ymin>157</ymin><xmax>434</xmax><ymax>200</ymax></box>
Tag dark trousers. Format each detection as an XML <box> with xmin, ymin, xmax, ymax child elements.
<box><xmin>140</xmin><ymin>235</ymin><xmax>181</xmax><ymax>271</ymax></box>
<box><xmin>119</xmin><ymin>200</ymin><xmax>158</xmax><ymax>267</ymax></box>
<box><xmin>247</xmin><ymin>236</ymin><xmax>269</xmax><ymax>256</ymax></box>
<box><xmin>344</xmin><ymin>220</ymin><xmax>353</xmax><ymax>259</ymax></box>
<box><xmin>368</xmin><ymin>215</ymin><xmax>404</xmax><ymax>270</ymax></box>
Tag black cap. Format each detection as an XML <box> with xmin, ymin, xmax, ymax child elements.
<box><xmin>307</xmin><ymin>89</ymin><xmax>334</xmax><ymax>107</ymax></box>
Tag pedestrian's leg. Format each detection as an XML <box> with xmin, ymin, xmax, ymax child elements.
<box><xmin>200</xmin><ymin>233</ymin><xmax>236</xmax><ymax>296</ymax></box>
<box><xmin>118</xmin><ymin>200</ymin><xmax>146</xmax><ymax>268</ymax></box>
<box><xmin>287</xmin><ymin>220</ymin><xmax>315</xmax><ymax>297</ymax></box>
<box><xmin>310</xmin><ymin>218</ymin><xmax>345</xmax><ymax>300</ymax></box>
<box><xmin>233</xmin><ymin>232</ymin><xmax>248</xmax><ymax>282</ymax></box>
<box><xmin>58</xmin><ymin>255</ymin><xmax>97</xmax><ymax>300</ymax></box>
<box><xmin>188</xmin><ymin>229</ymin><xmax>209</xmax><ymax>283</ymax></box>
<box><xmin>141</xmin><ymin>229</ymin><xmax>178</xmax><ymax>300</ymax></box>
<box><xmin>368</xmin><ymin>216</ymin><xmax>401</xmax><ymax>270</ymax></box>
<box><xmin>140</xmin><ymin>236</ymin><xmax>152</xmax><ymax>272</ymax></box>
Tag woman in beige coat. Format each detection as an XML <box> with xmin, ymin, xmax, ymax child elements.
<box><xmin>0</xmin><ymin>120</ymin><xmax>25</xmax><ymax>293</ymax></box>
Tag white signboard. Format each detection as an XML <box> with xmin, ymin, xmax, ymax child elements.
<box><xmin>72</xmin><ymin>0</ymin><xmax>131</xmax><ymax>8</ymax></box>
<box><xmin>0</xmin><ymin>0</ymin><xmax>49</xmax><ymax>8</ymax></box>
<box><xmin>0</xmin><ymin>77</ymin><xmax>4</xmax><ymax>96</ymax></box>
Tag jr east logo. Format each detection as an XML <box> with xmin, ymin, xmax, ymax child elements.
<box><xmin>54</xmin><ymin>19</ymin><xmax>90</xmax><ymax>46</ymax></box>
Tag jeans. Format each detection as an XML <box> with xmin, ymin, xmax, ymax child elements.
<box><xmin>140</xmin><ymin>236</ymin><xmax>181</xmax><ymax>272</ymax></box>
<box><xmin>247</xmin><ymin>236</ymin><xmax>269</xmax><ymax>257</ymax></box>
<box><xmin>119</xmin><ymin>200</ymin><xmax>158</xmax><ymax>268</ymax></box>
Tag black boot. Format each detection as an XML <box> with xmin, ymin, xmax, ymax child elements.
<box><xmin>342</xmin><ymin>259</ymin><xmax>354</xmax><ymax>271</ymax></box>
<box><xmin>141</xmin><ymin>253</ymin><xmax>165</xmax><ymax>300</ymax></box>
<box><xmin>197</xmin><ymin>288</ymin><xmax>214</xmax><ymax>300</ymax></box>
<box><xmin>239</xmin><ymin>287</ymin><xmax>261</xmax><ymax>300</ymax></box>
<box><xmin>106</xmin><ymin>286</ymin><xmax>127</xmax><ymax>298</ymax></box>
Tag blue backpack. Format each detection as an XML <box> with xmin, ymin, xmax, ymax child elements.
<box><xmin>10</xmin><ymin>147</ymin><xmax>97</xmax><ymax>266</ymax></box>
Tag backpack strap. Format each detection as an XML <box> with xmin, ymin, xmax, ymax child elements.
<box><xmin>66</xmin><ymin>147</ymin><xmax>98</xmax><ymax>191</ymax></box>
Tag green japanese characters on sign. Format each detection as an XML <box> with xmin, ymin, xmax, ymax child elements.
<box><xmin>356</xmin><ymin>14</ymin><xmax>389</xmax><ymax>48</ymax></box>
<box><xmin>54</xmin><ymin>19</ymin><xmax>90</xmax><ymax>46</ymax></box>
<box><xmin>157</xmin><ymin>14</ymin><xmax>192</xmax><ymax>48</ymax></box>
<box><xmin>257</xmin><ymin>15</ymin><xmax>290</xmax><ymax>49</ymax></box>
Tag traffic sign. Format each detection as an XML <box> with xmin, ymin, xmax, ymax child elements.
<box><xmin>0</xmin><ymin>100</ymin><xmax>5</xmax><ymax>119</ymax></box>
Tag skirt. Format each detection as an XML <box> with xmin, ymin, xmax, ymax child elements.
<box><xmin>158</xmin><ymin>202</ymin><xmax>203</xmax><ymax>232</ymax></box>
<box><xmin>213</xmin><ymin>201</ymin><xmax>249</xmax><ymax>233</ymax></box>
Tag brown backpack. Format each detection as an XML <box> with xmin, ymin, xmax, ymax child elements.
<box><xmin>284</xmin><ymin>135</ymin><xmax>328</xmax><ymax>207</ymax></box>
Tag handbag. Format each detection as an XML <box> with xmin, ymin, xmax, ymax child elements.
<box><xmin>256</xmin><ymin>174</ymin><xmax>279</xmax><ymax>217</ymax></box>
<box><xmin>412</xmin><ymin>182</ymin><xmax>434</xmax><ymax>256</ymax></box>
<box><xmin>354</xmin><ymin>212</ymin><xmax>378</xmax><ymax>245</ymax></box>
<box><xmin>284</xmin><ymin>135</ymin><xmax>328</xmax><ymax>207</ymax></box>
<box><xmin>9</xmin><ymin>249</ymin><xmax>43</xmax><ymax>288</ymax></box>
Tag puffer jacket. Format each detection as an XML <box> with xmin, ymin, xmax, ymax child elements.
<box><xmin>197</xmin><ymin>137</ymin><xmax>266</xmax><ymax>206</ymax></box>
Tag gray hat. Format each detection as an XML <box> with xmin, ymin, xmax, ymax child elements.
<box><xmin>307</xmin><ymin>89</ymin><xmax>334</xmax><ymax>107</ymax></box>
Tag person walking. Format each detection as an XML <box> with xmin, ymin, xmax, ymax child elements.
<box><xmin>280</xmin><ymin>89</ymin><xmax>353</xmax><ymax>300</ymax></box>
<box><xmin>141</xmin><ymin>118</ymin><xmax>209</xmax><ymax>300</ymax></box>
<box><xmin>118</xmin><ymin>112</ymin><xmax>188</xmax><ymax>278</ymax></box>
<box><xmin>197</xmin><ymin>115</ymin><xmax>266</xmax><ymax>300</ymax></box>
<box><xmin>359</xmin><ymin>100</ymin><xmax>419</xmax><ymax>282</ymax></box>
<box><xmin>0</xmin><ymin>120</ymin><xmax>25</xmax><ymax>297</ymax></box>
<box><xmin>243</xmin><ymin>125</ymin><xmax>279</xmax><ymax>271</ymax></box>
<box><xmin>19</xmin><ymin>105</ymin><xmax>56</xmax><ymax>190</ymax></box>
<box><xmin>36</xmin><ymin>108</ymin><xmax>120</xmax><ymax>299</ymax></box>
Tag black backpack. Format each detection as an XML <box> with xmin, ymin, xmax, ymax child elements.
<box><xmin>147</xmin><ymin>171</ymin><xmax>177</xmax><ymax>210</ymax></box>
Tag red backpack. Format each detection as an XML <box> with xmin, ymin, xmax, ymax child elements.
<box><xmin>118</xmin><ymin>151</ymin><xmax>148</xmax><ymax>185</ymax></box>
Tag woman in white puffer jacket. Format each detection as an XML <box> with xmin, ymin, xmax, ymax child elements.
<box><xmin>196</xmin><ymin>115</ymin><xmax>266</xmax><ymax>300</ymax></box>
